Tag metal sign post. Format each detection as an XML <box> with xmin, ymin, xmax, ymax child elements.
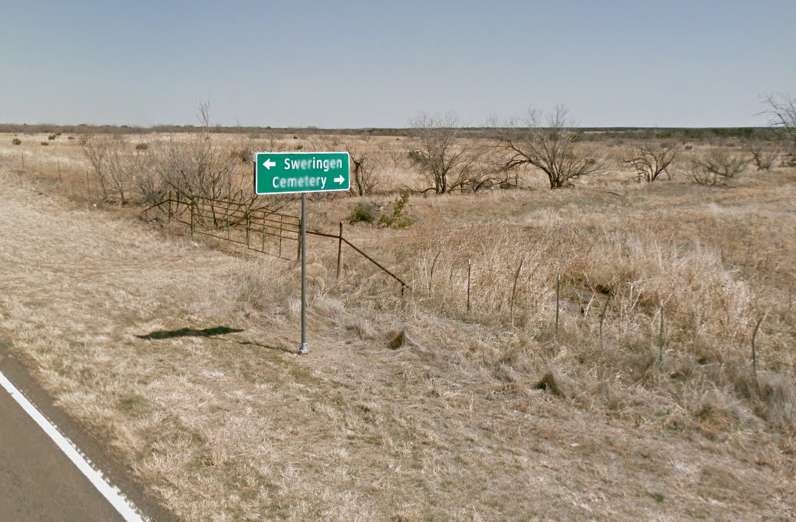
<box><xmin>298</xmin><ymin>193</ymin><xmax>308</xmax><ymax>355</ymax></box>
<box><xmin>254</xmin><ymin>151</ymin><xmax>350</xmax><ymax>355</ymax></box>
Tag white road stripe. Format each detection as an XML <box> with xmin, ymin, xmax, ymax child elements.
<box><xmin>0</xmin><ymin>370</ymin><xmax>144</xmax><ymax>522</ymax></box>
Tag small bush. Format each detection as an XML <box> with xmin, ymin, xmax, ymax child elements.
<box><xmin>40</xmin><ymin>141</ymin><xmax>49</xmax><ymax>146</ymax></box>
<box><xmin>379</xmin><ymin>191</ymin><xmax>413</xmax><ymax>228</ymax></box>
<box><xmin>690</xmin><ymin>150</ymin><xmax>749</xmax><ymax>186</ymax></box>
<box><xmin>135</xmin><ymin>143</ymin><xmax>149</xmax><ymax>151</ymax></box>
<box><xmin>11</xmin><ymin>138</ymin><xmax>21</xmax><ymax>145</ymax></box>
<box><xmin>349</xmin><ymin>200</ymin><xmax>379</xmax><ymax>224</ymax></box>
<box><xmin>750</xmin><ymin>146</ymin><xmax>777</xmax><ymax>171</ymax></box>
<box><xmin>48</xmin><ymin>134</ymin><xmax>57</xmax><ymax>141</ymax></box>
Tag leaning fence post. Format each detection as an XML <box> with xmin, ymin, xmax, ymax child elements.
<box><xmin>510</xmin><ymin>256</ymin><xmax>524</xmax><ymax>327</ymax></box>
<box><xmin>167</xmin><ymin>190</ymin><xmax>173</xmax><ymax>222</ymax></box>
<box><xmin>336</xmin><ymin>221</ymin><xmax>343</xmax><ymax>280</ymax></box>
<box><xmin>429</xmin><ymin>251</ymin><xmax>441</xmax><ymax>294</ymax></box>
<box><xmin>751</xmin><ymin>314</ymin><xmax>765</xmax><ymax>392</ymax></box>
<box><xmin>466</xmin><ymin>259</ymin><xmax>472</xmax><ymax>313</ymax></box>
<box><xmin>190</xmin><ymin>202</ymin><xmax>195</xmax><ymax>238</ymax></box>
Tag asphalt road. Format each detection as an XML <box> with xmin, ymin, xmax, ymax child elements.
<box><xmin>0</xmin><ymin>366</ymin><xmax>124</xmax><ymax>521</ymax></box>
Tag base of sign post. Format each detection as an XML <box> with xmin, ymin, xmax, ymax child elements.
<box><xmin>297</xmin><ymin>342</ymin><xmax>309</xmax><ymax>355</ymax></box>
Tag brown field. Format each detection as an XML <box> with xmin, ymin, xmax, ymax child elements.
<box><xmin>0</xmin><ymin>128</ymin><xmax>794</xmax><ymax>520</ymax></box>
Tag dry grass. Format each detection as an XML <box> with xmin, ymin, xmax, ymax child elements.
<box><xmin>0</xmin><ymin>131</ymin><xmax>795</xmax><ymax>520</ymax></box>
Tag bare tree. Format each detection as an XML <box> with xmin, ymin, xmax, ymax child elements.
<box><xmin>409</xmin><ymin>113</ymin><xmax>486</xmax><ymax>194</ymax></box>
<box><xmin>499</xmin><ymin>106</ymin><xmax>602</xmax><ymax>189</ymax></box>
<box><xmin>690</xmin><ymin>149</ymin><xmax>750</xmax><ymax>186</ymax></box>
<box><xmin>763</xmin><ymin>94</ymin><xmax>795</xmax><ymax>166</ymax></box>
<box><xmin>624</xmin><ymin>142</ymin><xmax>677</xmax><ymax>182</ymax></box>
<box><xmin>764</xmin><ymin>94</ymin><xmax>796</xmax><ymax>141</ymax></box>
<box><xmin>146</xmin><ymin>103</ymin><xmax>272</xmax><ymax>224</ymax></box>
<box><xmin>345</xmin><ymin>140</ymin><xmax>380</xmax><ymax>196</ymax></box>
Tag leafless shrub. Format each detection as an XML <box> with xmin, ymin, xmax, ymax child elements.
<box><xmin>11</xmin><ymin>138</ymin><xmax>21</xmax><ymax>145</ymax></box>
<box><xmin>146</xmin><ymin>103</ymin><xmax>269</xmax><ymax>218</ymax></box>
<box><xmin>82</xmin><ymin>135</ymin><xmax>147</xmax><ymax>205</ymax></box>
<box><xmin>690</xmin><ymin>150</ymin><xmax>750</xmax><ymax>186</ymax></box>
<box><xmin>135</xmin><ymin>143</ymin><xmax>149</xmax><ymax>151</ymax></box>
<box><xmin>749</xmin><ymin>145</ymin><xmax>778</xmax><ymax>171</ymax></box>
<box><xmin>624</xmin><ymin>142</ymin><xmax>677</xmax><ymax>182</ymax></box>
<box><xmin>40</xmin><ymin>141</ymin><xmax>49</xmax><ymax>146</ymax></box>
<box><xmin>409</xmin><ymin>113</ymin><xmax>492</xmax><ymax>194</ymax></box>
<box><xmin>499</xmin><ymin>106</ymin><xmax>603</xmax><ymax>189</ymax></box>
<box><xmin>345</xmin><ymin>141</ymin><xmax>381</xmax><ymax>196</ymax></box>
<box><xmin>105</xmin><ymin>138</ymin><xmax>137</xmax><ymax>205</ymax></box>
<box><xmin>81</xmin><ymin>135</ymin><xmax>110</xmax><ymax>200</ymax></box>
<box><xmin>764</xmin><ymin>94</ymin><xmax>796</xmax><ymax>144</ymax></box>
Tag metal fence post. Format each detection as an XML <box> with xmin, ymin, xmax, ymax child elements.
<box><xmin>278</xmin><ymin>214</ymin><xmax>283</xmax><ymax>257</ymax></box>
<box><xmin>466</xmin><ymin>259</ymin><xmax>472</xmax><ymax>313</ymax></box>
<box><xmin>555</xmin><ymin>273</ymin><xmax>560</xmax><ymax>337</ymax></box>
<box><xmin>336</xmin><ymin>221</ymin><xmax>343</xmax><ymax>280</ymax></box>
<box><xmin>245</xmin><ymin>211</ymin><xmax>250</xmax><ymax>247</ymax></box>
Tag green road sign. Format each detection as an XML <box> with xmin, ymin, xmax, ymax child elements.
<box><xmin>254</xmin><ymin>151</ymin><xmax>350</xmax><ymax>195</ymax></box>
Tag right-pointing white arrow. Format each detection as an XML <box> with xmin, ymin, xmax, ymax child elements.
<box><xmin>333</xmin><ymin>175</ymin><xmax>344</xmax><ymax>184</ymax></box>
<box><xmin>262</xmin><ymin>158</ymin><xmax>276</xmax><ymax>170</ymax></box>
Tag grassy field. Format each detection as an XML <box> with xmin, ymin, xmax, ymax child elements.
<box><xmin>0</xmin><ymin>129</ymin><xmax>794</xmax><ymax>520</ymax></box>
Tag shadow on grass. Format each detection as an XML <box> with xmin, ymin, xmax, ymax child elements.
<box><xmin>235</xmin><ymin>340</ymin><xmax>296</xmax><ymax>355</ymax></box>
<box><xmin>136</xmin><ymin>326</ymin><xmax>296</xmax><ymax>355</ymax></box>
<box><xmin>136</xmin><ymin>326</ymin><xmax>244</xmax><ymax>340</ymax></box>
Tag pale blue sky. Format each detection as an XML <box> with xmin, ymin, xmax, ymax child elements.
<box><xmin>1</xmin><ymin>1</ymin><xmax>794</xmax><ymax>127</ymax></box>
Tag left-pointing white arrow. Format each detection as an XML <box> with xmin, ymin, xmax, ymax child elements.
<box><xmin>263</xmin><ymin>158</ymin><xmax>276</xmax><ymax>170</ymax></box>
<box><xmin>333</xmin><ymin>175</ymin><xmax>344</xmax><ymax>184</ymax></box>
